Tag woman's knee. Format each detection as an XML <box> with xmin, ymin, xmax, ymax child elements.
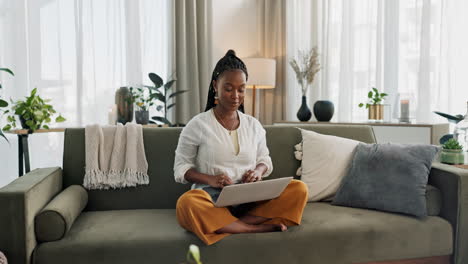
<box><xmin>289</xmin><ymin>180</ymin><xmax>309</xmax><ymax>198</ymax></box>
<box><xmin>176</xmin><ymin>190</ymin><xmax>207</xmax><ymax>210</ymax></box>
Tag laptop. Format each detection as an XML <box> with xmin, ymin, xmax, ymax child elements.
<box><xmin>213</xmin><ymin>177</ymin><xmax>293</xmax><ymax>207</ymax></box>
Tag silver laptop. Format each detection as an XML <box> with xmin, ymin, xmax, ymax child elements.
<box><xmin>214</xmin><ymin>177</ymin><xmax>293</xmax><ymax>207</ymax></box>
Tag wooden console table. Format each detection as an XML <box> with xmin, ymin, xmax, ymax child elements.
<box><xmin>274</xmin><ymin>121</ymin><xmax>449</xmax><ymax>145</ymax></box>
<box><xmin>5</xmin><ymin>124</ymin><xmax>164</xmax><ymax>177</ymax></box>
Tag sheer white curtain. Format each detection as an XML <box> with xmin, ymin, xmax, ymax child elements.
<box><xmin>0</xmin><ymin>0</ymin><xmax>172</xmax><ymax>186</ymax></box>
<box><xmin>286</xmin><ymin>0</ymin><xmax>468</xmax><ymax>123</ymax></box>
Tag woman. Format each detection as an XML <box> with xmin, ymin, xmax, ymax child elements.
<box><xmin>174</xmin><ymin>50</ymin><xmax>308</xmax><ymax>245</ymax></box>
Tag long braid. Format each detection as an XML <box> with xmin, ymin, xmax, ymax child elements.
<box><xmin>205</xmin><ymin>50</ymin><xmax>248</xmax><ymax>112</ymax></box>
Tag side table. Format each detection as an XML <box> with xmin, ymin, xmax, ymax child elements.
<box><xmin>5</xmin><ymin>128</ymin><xmax>65</xmax><ymax>176</ymax></box>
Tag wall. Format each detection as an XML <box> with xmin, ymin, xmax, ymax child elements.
<box><xmin>212</xmin><ymin>0</ymin><xmax>259</xmax><ymax>63</ymax></box>
<box><xmin>212</xmin><ymin>0</ymin><xmax>260</xmax><ymax>115</ymax></box>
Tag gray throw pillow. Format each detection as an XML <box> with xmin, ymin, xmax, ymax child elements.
<box><xmin>332</xmin><ymin>143</ymin><xmax>439</xmax><ymax>218</ymax></box>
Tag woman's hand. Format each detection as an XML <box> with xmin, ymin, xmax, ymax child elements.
<box><xmin>242</xmin><ymin>169</ymin><xmax>263</xmax><ymax>183</ymax></box>
<box><xmin>208</xmin><ymin>174</ymin><xmax>233</xmax><ymax>188</ymax></box>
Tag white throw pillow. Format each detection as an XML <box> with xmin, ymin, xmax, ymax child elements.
<box><xmin>299</xmin><ymin>128</ymin><xmax>359</xmax><ymax>202</ymax></box>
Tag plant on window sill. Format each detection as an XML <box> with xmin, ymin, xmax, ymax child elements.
<box><xmin>358</xmin><ymin>87</ymin><xmax>388</xmax><ymax>108</ymax></box>
<box><xmin>146</xmin><ymin>72</ymin><xmax>188</xmax><ymax>127</ymax></box>
<box><xmin>1</xmin><ymin>88</ymin><xmax>66</xmax><ymax>133</ymax></box>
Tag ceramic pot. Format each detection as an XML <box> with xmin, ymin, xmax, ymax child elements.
<box><xmin>297</xmin><ymin>96</ymin><xmax>312</xmax><ymax>122</ymax></box>
<box><xmin>368</xmin><ymin>104</ymin><xmax>384</xmax><ymax>121</ymax></box>
<box><xmin>440</xmin><ymin>149</ymin><xmax>465</xmax><ymax>165</ymax></box>
<box><xmin>313</xmin><ymin>100</ymin><xmax>334</xmax><ymax>122</ymax></box>
<box><xmin>135</xmin><ymin>110</ymin><xmax>149</xmax><ymax>125</ymax></box>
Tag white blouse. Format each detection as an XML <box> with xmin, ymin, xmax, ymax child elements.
<box><xmin>173</xmin><ymin>109</ymin><xmax>273</xmax><ymax>188</ymax></box>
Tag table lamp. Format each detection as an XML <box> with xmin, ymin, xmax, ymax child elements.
<box><xmin>243</xmin><ymin>58</ymin><xmax>276</xmax><ymax>117</ymax></box>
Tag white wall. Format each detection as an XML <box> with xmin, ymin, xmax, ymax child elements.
<box><xmin>212</xmin><ymin>0</ymin><xmax>259</xmax><ymax>63</ymax></box>
<box><xmin>212</xmin><ymin>0</ymin><xmax>260</xmax><ymax>116</ymax></box>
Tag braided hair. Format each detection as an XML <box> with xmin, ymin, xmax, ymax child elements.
<box><xmin>204</xmin><ymin>50</ymin><xmax>248</xmax><ymax>112</ymax></box>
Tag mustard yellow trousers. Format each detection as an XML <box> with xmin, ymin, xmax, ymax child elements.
<box><xmin>176</xmin><ymin>179</ymin><xmax>308</xmax><ymax>245</ymax></box>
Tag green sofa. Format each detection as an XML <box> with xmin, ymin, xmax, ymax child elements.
<box><xmin>1</xmin><ymin>124</ymin><xmax>467</xmax><ymax>264</ymax></box>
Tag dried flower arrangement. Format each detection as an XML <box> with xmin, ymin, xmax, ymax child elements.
<box><xmin>289</xmin><ymin>47</ymin><xmax>321</xmax><ymax>96</ymax></box>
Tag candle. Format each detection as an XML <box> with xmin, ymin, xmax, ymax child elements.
<box><xmin>400</xmin><ymin>100</ymin><xmax>410</xmax><ymax>121</ymax></box>
<box><xmin>108</xmin><ymin>104</ymin><xmax>117</xmax><ymax>125</ymax></box>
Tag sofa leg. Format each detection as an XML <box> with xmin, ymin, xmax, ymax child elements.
<box><xmin>355</xmin><ymin>255</ymin><xmax>451</xmax><ymax>264</ymax></box>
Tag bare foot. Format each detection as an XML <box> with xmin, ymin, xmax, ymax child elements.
<box><xmin>215</xmin><ymin>221</ymin><xmax>287</xmax><ymax>234</ymax></box>
<box><xmin>239</xmin><ymin>214</ymin><xmax>271</xmax><ymax>225</ymax></box>
<box><xmin>256</xmin><ymin>223</ymin><xmax>287</xmax><ymax>233</ymax></box>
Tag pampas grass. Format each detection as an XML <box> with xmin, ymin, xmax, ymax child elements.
<box><xmin>289</xmin><ymin>47</ymin><xmax>321</xmax><ymax>96</ymax></box>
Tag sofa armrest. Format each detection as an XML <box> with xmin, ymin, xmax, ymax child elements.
<box><xmin>0</xmin><ymin>167</ymin><xmax>62</xmax><ymax>264</ymax></box>
<box><xmin>428</xmin><ymin>163</ymin><xmax>468</xmax><ymax>264</ymax></box>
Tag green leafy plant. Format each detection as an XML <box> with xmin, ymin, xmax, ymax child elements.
<box><xmin>2</xmin><ymin>88</ymin><xmax>66</xmax><ymax>132</ymax></box>
<box><xmin>358</xmin><ymin>87</ymin><xmax>388</xmax><ymax>109</ymax></box>
<box><xmin>0</xmin><ymin>67</ymin><xmax>14</xmax><ymax>141</ymax></box>
<box><xmin>129</xmin><ymin>86</ymin><xmax>155</xmax><ymax>111</ymax></box>
<box><xmin>442</xmin><ymin>138</ymin><xmax>463</xmax><ymax>150</ymax></box>
<box><xmin>147</xmin><ymin>72</ymin><xmax>188</xmax><ymax>126</ymax></box>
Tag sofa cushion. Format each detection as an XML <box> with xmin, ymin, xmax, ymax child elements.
<box><xmin>332</xmin><ymin>143</ymin><xmax>439</xmax><ymax>217</ymax></box>
<box><xmin>298</xmin><ymin>128</ymin><xmax>359</xmax><ymax>202</ymax></box>
<box><xmin>33</xmin><ymin>204</ymin><xmax>452</xmax><ymax>264</ymax></box>
<box><xmin>35</xmin><ymin>185</ymin><xmax>88</xmax><ymax>242</ymax></box>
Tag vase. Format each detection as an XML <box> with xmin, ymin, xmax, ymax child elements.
<box><xmin>115</xmin><ymin>87</ymin><xmax>134</xmax><ymax>125</ymax></box>
<box><xmin>297</xmin><ymin>96</ymin><xmax>312</xmax><ymax>122</ymax></box>
<box><xmin>313</xmin><ymin>100</ymin><xmax>334</xmax><ymax>122</ymax></box>
<box><xmin>135</xmin><ymin>110</ymin><xmax>149</xmax><ymax>125</ymax></box>
<box><xmin>19</xmin><ymin>116</ymin><xmax>36</xmax><ymax>133</ymax></box>
<box><xmin>368</xmin><ymin>104</ymin><xmax>384</xmax><ymax>121</ymax></box>
<box><xmin>440</xmin><ymin>149</ymin><xmax>465</xmax><ymax>165</ymax></box>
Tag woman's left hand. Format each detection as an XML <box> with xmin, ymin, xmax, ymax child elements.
<box><xmin>242</xmin><ymin>169</ymin><xmax>262</xmax><ymax>183</ymax></box>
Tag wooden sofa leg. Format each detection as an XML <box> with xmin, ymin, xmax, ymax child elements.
<box><xmin>355</xmin><ymin>255</ymin><xmax>451</xmax><ymax>264</ymax></box>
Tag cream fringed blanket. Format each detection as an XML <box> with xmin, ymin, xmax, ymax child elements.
<box><xmin>84</xmin><ymin>123</ymin><xmax>149</xmax><ymax>190</ymax></box>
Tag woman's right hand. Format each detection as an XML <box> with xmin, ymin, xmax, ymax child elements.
<box><xmin>208</xmin><ymin>174</ymin><xmax>233</xmax><ymax>188</ymax></box>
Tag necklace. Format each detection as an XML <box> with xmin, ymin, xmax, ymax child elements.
<box><xmin>213</xmin><ymin>108</ymin><xmax>237</xmax><ymax>135</ymax></box>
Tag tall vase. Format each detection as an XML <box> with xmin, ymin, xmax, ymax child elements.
<box><xmin>297</xmin><ymin>96</ymin><xmax>312</xmax><ymax>122</ymax></box>
<box><xmin>115</xmin><ymin>87</ymin><xmax>134</xmax><ymax>125</ymax></box>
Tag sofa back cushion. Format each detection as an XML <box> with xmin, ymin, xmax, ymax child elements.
<box><xmin>63</xmin><ymin>124</ymin><xmax>376</xmax><ymax>210</ymax></box>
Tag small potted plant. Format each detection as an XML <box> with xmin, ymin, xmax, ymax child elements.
<box><xmin>2</xmin><ymin>88</ymin><xmax>66</xmax><ymax>133</ymax></box>
<box><xmin>440</xmin><ymin>138</ymin><xmax>464</xmax><ymax>165</ymax></box>
<box><xmin>130</xmin><ymin>86</ymin><xmax>153</xmax><ymax>125</ymax></box>
<box><xmin>358</xmin><ymin>87</ymin><xmax>388</xmax><ymax>121</ymax></box>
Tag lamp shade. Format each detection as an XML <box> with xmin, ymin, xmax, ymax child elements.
<box><xmin>243</xmin><ymin>58</ymin><xmax>276</xmax><ymax>89</ymax></box>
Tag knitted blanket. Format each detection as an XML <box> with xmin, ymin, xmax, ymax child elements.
<box><xmin>83</xmin><ymin>123</ymin><xmax>149</xmax><ymax>189</ymax></box>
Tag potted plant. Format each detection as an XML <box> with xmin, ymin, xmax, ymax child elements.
<box><xmin>0</xmin><ymin>67</ymin><xmax>14</xmax><ymax>141</ymax></box>
<box><xmin>289</xmin><ymin>47</ymin><xmax>321</xmax><ymax>122</ymax></box>
<box><xmin>440</xmin><ymin>138</ymin><xmax>464</xmax><ymax>164</ymax></box>
<box><xmin>1</xmin><ymin>88</ymin><xmax>66</xmax><ymax>133</ymax></box>
<box><xmin>358</xmin><ymin>87</ymin><xmax>388</xmax><ymax>121</ymax></box>
<box><xmin>146</xmin><ymin>72</ymin><xmax>188</xmax><ymax>126</ymax></box>
<box><xmin>129</xmin><ymin>86</ymin><xmax>153</xmax><ymax>125</ymax></box>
